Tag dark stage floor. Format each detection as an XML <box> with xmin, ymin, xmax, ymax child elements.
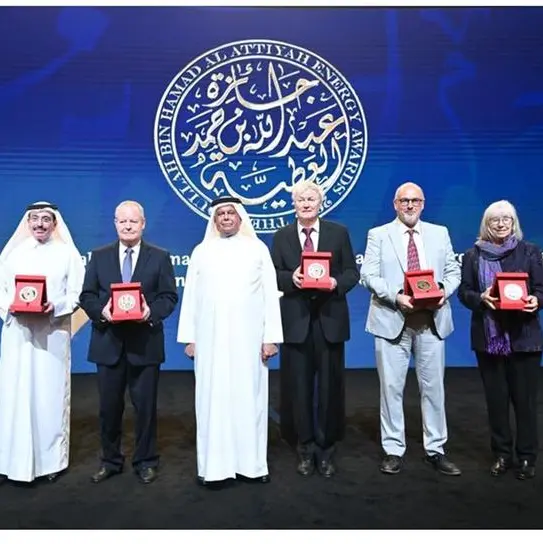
<box><xmin>1</xmin><ymin>368</ymin><xmax>543</xmax><ymax>529</ymax></box>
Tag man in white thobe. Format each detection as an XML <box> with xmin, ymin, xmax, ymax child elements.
<box><xmin>177</xmin><ymin>196</ymin><xmax>283</xmax><ymax>486</ymax></box>
<box><xmin>0</xmin><ymin>202</ymin><xmax>85</xmax><ymax>483</ymax></box>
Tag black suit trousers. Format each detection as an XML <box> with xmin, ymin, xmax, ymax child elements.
<box><xmin>476</xmin><ymin>350</ymin><xmax>540</xmax><ymax>464</ymax></box>
<box><xmin>96</xmin><ymin>354</ymin><xmax>160</xmax><ymax>471</ymax></box>
<box><xmin>280</xmin><ymin>309</ymin><xmax>345</xmax><ymax>458</ymax></box>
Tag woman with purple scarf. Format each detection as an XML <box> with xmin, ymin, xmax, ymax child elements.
<box><xmin>458</xmin><ymin>200</ymin><xmax>543</xmax><ymax>480</ymax></box>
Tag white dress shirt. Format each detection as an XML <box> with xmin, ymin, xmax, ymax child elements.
<box><xmin>395</xmin><ymin>219</ymin><xmax>428</xmax><ymax>269</ymax></box>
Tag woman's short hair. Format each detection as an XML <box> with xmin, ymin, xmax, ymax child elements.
<box><xmin>478</xmin><ymin>200</ymin><xmax>523</xmax><ymax>242</ymax></box>
<box><xmin>291</xmin><ymin>180</ymin><xmax>324</xmax><ymax>202</ymax></box>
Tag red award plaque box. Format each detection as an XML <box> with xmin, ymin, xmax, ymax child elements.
<box><xmin>301</xmin><ymin>251</ymin><xmax>333</xmax><ymax>289</ymax></box>
<box><xmin>403</xmin><ymin>269</ymin><xmax>442</xmax><ymax>307</ymax></box>
<box><xmin>110</xmin><ymin>282</ymin><xmax>144</xmax><ymax>322</ymax></box>
<box><xmin>490</xmin><ymin>272</ymin><xmax>529</xmax><ymax>310</ymax></box>
<box><xmin>9</xmin><ymin>275</ymin><xmax>47</xmax><ymax>313</ymax></box>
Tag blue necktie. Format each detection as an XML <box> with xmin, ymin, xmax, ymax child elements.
<box><xmin>122</xmin><ymin>248</ymin><xmax>133</xmax><ymax>283</ymax></box>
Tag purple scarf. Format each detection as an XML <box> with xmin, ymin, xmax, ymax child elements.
<box><xmin>476</xmin><ymin>235</ymin><xmax>519</xmax><ymax>355</ymax></box>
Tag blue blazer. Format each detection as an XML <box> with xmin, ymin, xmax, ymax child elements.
<box><xmin>79</xmin><ymin>240</ymin><xmax>179</xmax><ymax>366</ymax></box>
<box><xmin>457</xmin><ymin>240</ymin><xmax>543</xmax><ymax>353</ymax></box>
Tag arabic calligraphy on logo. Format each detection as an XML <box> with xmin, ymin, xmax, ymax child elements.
<box><xmin>154</xmin><ymin>40</ymin><xmax>368</xmax><ymax>233</ymax></box>
<box><xmin>19</xmin><ymin>286</ymin><xmax>38</xmax><ymax>303</ymax></box>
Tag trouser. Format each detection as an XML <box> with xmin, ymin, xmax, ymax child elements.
<box><xmin>96</xmin><ymin>354</ymin><xmax>160</xmax><ymax>471</ymax></box>
<box><xmin>476</xmin><ymin>350</ymin><xmax>540</xmax><ymax>464</ymax></box>
<box><xmin>375</xmin><ymin>311</ymin><xmax>447</xmax><ymax>457</ymax></box>
<box><xmin>280</xmin><ymin>315</ymin><xmax>345</xmax><ymax>461</ymax></box>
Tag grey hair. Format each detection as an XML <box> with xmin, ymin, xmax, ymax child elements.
<box><xmin>291</xmin><ymin>180</ymin><xmax>324</xmax><ymax>202</ymax></box>
<box><xmin>478</xmin><ymin>200</ymin><xmax>523</xmax><ymax>242</ymax></box>
<box><xmin>115</xmin><ymin>200</ymin><xmax>145</xmax><ymax>220</ymax></box>
<box><xmin>393</xmin><ymin>181</ymin><xmax>425</xmax><ymax>201</ymax></box>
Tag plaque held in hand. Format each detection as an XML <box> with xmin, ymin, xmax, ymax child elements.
<box><xmin>403</xmin><ymin>269</ymin><xmax>442</xmax><ymax>307</ymax></box>
<box><xmin>10</xmin><ymin>275</ymin><xmax>47</xmax><ymax>313</ymax></box>
<box><xmin>110</xmin><ymin>282</ymin><xmax>144</xmax><ymax>321</ymax></box>
<box><xmin>301</xmin><ymin>251</ymin><xmax>333</xmax><ymax>289</ymax></box>
<box><xmin>490</xmin><ymin>272</ymin><xmax>529</xmax><ymax>310</ymax></box>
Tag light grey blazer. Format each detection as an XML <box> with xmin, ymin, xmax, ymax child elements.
<box><xmin>359</xmin><ymin>220</ymin><xmax>460</xmax><ymax>340</ymax></box>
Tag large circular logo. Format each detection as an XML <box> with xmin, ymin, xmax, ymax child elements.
<box><xmin>154</xmin><ymin>39</ymin><xmax>368</xmax><ymax>233</ymax></box>
<box><xmin>19</xmin><ymin>286</ymin><xmax>38</xmax><ymax>303</ymax></box>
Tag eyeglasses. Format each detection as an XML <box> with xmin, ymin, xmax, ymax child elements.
<box><xmin>397</xmin><ymin>198</ymin><xmax>424</xmax><ymax>207</ymax></box>
<box><xmin>489</xmin><ymin>216</ymin><xmax>513</xmax><ymax>226</ymax></box>
<box><xmin>28</xmin><ymin>214</ymin><xmax>53</xmax><ymax>224</ymax></box>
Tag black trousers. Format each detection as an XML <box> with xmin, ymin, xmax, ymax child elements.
<box><xmin>280</xmin><ymin>314</ymin><xmax>345</xmax><ymax>460</ymax></box>
<box><xmin>476</xmin><ymin>350</ymin><xmax>541</xmax><ymax>464</ymax></box>
<box><xmin>96</xmin><ymin>355</ymin><xmax>160</xmax><ymax>471</ymax></box>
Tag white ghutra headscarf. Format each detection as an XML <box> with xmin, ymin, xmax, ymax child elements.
<box><xmin>0</xmin><ymin>201</ymin><xmax>87</xmax><ymax>334</ymax></box>
<box><xmin>203</xmin><ymin>196</ymin><xmax>257</xmax><ymax>241</ymax></box>
<box><xmin>0</xmin><ymin>201</ymin><xmax>80</xmax><ymax>263</ymax></box>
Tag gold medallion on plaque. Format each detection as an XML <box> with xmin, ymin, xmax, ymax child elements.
<box><xmin>416</xmin><ymin>280</ymin><xmax>432</xmax><ymax>292</ymax></box>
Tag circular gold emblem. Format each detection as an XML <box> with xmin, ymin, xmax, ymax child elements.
<box><xmin>503</xmin><ymin>283</ymin><xmax>523</xmax><ymax>301</ymax></box>
<box><xmin>118</xmin><ymin>294</ymin><xmax>136</xmax><ymax>311</ymax></box>
<box><xmin>416</xmin><ymin>280</ymin><xmax>432</xmax><ymax>292</ymax></box>
<box><xmin>19</xmin><ymin>286</ymin><xmax>38</xmax><ymax>303</ymax></box>
<box><xmin>307</xmin><ymin>263</ymin><xmax>326</xmax><ymax>280</ymax></box>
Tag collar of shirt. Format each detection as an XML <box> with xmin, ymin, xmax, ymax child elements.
<box><xmin>297</xmin><ymin>218</ymin><xmax>320</xmax><ymax>235</ymax></box>
<box><xmin>395</xmin><ymin>218</ymin><xmax>422</xmax><ymax>236</ymax></box>
<box><xmin>119</xmin><ymin>240</ymin><xmax>141</xmax><ymax>260</ymax></box>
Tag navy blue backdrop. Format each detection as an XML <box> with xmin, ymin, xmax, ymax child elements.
<box><xmin>1</xmin><ymin>6</ymin><xmax>542</xmax><ymax>372</ymax></box>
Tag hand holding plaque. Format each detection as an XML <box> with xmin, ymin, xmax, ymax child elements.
<box><xmin>489</xmin><ymin>272</ymin><xmax>529</xmax><ymax>310</ymax></box>
<box><xmin>300</xmin><ymin>251</ymin><xmax>333</xmax><ymax>290</ymax></box>
<box><xmin>110</xmin><ymin>282</ymin><xmax>144</xmax><ymax>322</ymax></box>
<box><xmin>9</xmin><ymin>275</ymin><xmax>47</xmax><ymax>314</ymax></box>
<box><xmin>403</xmin><ymin>269</ymin><xmax>442</xmax><ymax>309</ymax></box>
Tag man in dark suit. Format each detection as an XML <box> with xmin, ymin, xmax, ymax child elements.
<box><xmin>79</xmin><ymin>200</ymin><xmax>178</xmax><ymax>484</ymax></box>
<box><xmin>271</xmin><ymin>181</ymin><xmax>359</xmax><ymax>478</ymax></box>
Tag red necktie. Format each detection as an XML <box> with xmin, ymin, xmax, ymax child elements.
<box><xmin>302</xmin><ymin>227</ymin><xmax>314</xmax><ymax>252</ymax></box>
<box><xmin>407</xmin><ymin>229</ymin><xmax>421</xmax><ymax>271</ymax></box>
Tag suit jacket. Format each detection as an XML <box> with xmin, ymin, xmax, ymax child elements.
<box><xmin>457</xmin><ymin>240</ymin><xmax>543</xmax><ymax>353</ymax></box>
<box><xmin>79</xmin><ymin>240</ymin><xmax>179</xmax><ymax>366</ymax></box>
<box><xmin>271</xmin><ymin>219</ymin><xmax>359</xmax><ymax>344</ymax></box>
<box><xmin>360</xmin><ymin>220</ymin><xmax>460</xmax><ymax>341</ymax></box>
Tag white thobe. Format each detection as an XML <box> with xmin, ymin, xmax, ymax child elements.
<box><xmin>0</xmin><ymin>237</ymin><xmax>84</xmax><ymax>482</ymax></box>
<box><xmin>177</xmin><ymin>235</ymin><xmax>283</xmax><ymax>482</ymax></box>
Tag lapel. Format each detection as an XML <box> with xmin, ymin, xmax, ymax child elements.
<box><xmin>386</xmin><ymin>221</ymin><xmax>407</xmax><ymax>272</ymax></box>
<box><xmin>316</xmin><ymin>219</ymin><xmax>331</xmax><ymax>252</ymax></box>
<box><xmin>473</xmin><ymin>247</ymin><xmax>481</xmax><ymax>291</ymax></box>
<box><xmin>131</xmin><ymin>240</ymin><xmax>151</xmax><ymax>282</ymax></box>
<box><xmin>110</xmin><ymin>241</ymin><xmax>123</xmax><ymax>283</ymax></box>
<box><xmin>287</xmin><ymin>223</ymin><xmax>302</xmax><ymax>256</ymax></box>
<box><xmin>420</xmin><ymin>221</ymin><xmax>435</xmax><ymax>271</ymax></box>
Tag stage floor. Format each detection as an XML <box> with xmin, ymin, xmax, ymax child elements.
<box><xmin>0</xmin><ymin>368</ymin><xmax>542</xmax><ymax>529</ymax></box>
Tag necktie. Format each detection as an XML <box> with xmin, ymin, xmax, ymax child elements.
<box><xmin>302</xmin><ymin>227</ymin><xmax>314</xmax><ymax>252</ymax></box>
<box><xmin>122</xmin><ymin>248</ymin><xmax>133</xmax><ymax>283</ymax></box>
<box><xmin>407</xmin><ymin>230</ymin><xmax>421</xmax><ymax>271</ymax></box>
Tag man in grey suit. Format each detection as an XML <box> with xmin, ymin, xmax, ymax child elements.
<box><xmin>360</xmin><ymin>181</ymin><xmax>461</xmax><ymax>476</ymax></box>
